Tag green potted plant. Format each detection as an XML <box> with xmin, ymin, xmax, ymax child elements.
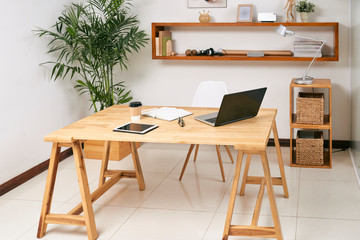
<box><xmin>295</xmin><ymin>0</ymin><xmax>315</xmax><ymax>22</ymax></box>
<box><xmin>36</xmin><ymin>0</ymin><xmax>149</xmax><ymax>112</ymax></box>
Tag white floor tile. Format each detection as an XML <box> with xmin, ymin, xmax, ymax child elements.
<box><xmin>0</xmin><ymin>199</ymin><xmax>61</xmax><ymax>240</ymax></box>
<box><xmin>298</xmin><ymin>180</ymin><xmax>360</xmax><ymax>219</ymax></box>
<box><xmin>141</xmin><ymin>173</ymin><xmax>231</xmax><ymax>212</ymax></box>
<box><xmin>203</xmin><ymin>212</ymin><xmax>297</xmax><ymax>240</ymax></box>
<box><xmin>1</xmin><ymin>167</ymin><xmax>99</xmax><ymax>203</ymax></box>
<box><xmin>296</xmin><ymin>217</ymin><xmax>360</xmax><ymax>240</ymax></box>
<box><xmin>300</xmin><ymin>150</ymin><xmax>358</xmax><ymax>182</ymax></box>
<box><xmin>66</xmin><ymin>172</ymin><xmax>167</xmax><ymax>208</ymax></box>
<box><xmin>18</xmin><ymin>203</ymin><xmax>136</xmax><ymax>240</ymax></box>
<box><xmin>110</xmin><ymin>208</ymin><xmax>214</xmax><ymax>240</ymax></box>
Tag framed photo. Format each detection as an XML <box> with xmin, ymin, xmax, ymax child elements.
<box><xmin>188</xmin><ymin>0</ymin><xmax>227</xmax><ymax>8</ymax></box>
<box><xmin>236</xmin><ymin>4</ymin><xmax>253</xmax><ymax>22</ymax></box>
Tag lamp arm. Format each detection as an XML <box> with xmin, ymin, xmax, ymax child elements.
<box><xmin>302</xmin><ymin>40</ymin><xmax>326</xmax><ymax>78</ymax></box>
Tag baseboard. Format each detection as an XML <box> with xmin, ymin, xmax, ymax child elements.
<box><xmin>0</xmin><ymin>147</ymin><xmax>73</xmax><ymax>196</ymax></box>
<box><xmin>0</xmin><ymin>139</ymin><xmax>351</xmax><ymax>197</ymax></box>
<box><xmin>267</xmin><ymin>138</ymin><xmax>350</xmax><ymax>149</ymax></box>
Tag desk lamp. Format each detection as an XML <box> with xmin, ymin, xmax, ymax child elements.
<box><xmin>275</xmin><ymin>24</ymin><xmax>326</xmax><ymax>85</ymax></box>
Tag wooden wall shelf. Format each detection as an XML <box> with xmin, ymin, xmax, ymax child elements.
<box><xmin>151</xmin><ymin>22</ymin><xmax>339</xmax><ymax>61</ymax></box>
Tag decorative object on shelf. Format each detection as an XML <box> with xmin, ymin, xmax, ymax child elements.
<box><xmin>285</xmin><ymin>0</ymin><xmax>296</xmax><ymax>22</ymax></box>
<box><xmin>236</xmin><ymin>4</ymin><xmax>253</xmax><ymax>22</ymax></box>
<box><xmin>295</xmin><ymin>0</ymin><xmax>315</xmax><ymax>23</ymax></box>
<box><xmin>296</xmin><ymin>92</ymin><xmax>324</xmax><ymax>124</ymax></box>
<box><xmin>199</xmin><ymin>10</ymin><xmax>211</xmax><ymax>23</ymax></box>
<box><xmin>257</xmin><ymin>12</ymin><xmax>277</xmax><ymax>23</ymax></box>
<box><xmin>275</xmin><ymin>24</ymin><xmax>326</xmax><ymax>84</ymax></box>
<box><xmin>296</xmin><ymin>130</ymin><xmax>324</xmax><ymax>166</ymax></box>
<box><xmin>188</xmin><ymin>0</ymin><xmax>227</xmax><ymax>8</ymax></box>
<box><xmin>36</xmin><ymin>0</ymin><xmax>148</xmax><ymax>112</ymax></box>
<box><xmin>221</xmin><ymin>49</ymin><xmax>292</xmax><ymax>56</ymax></box>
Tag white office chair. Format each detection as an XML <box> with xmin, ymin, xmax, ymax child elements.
<box><xmin>179</xmin><ymin>81</ymin><xmax>234</xmax><ymax>182</ymax></box>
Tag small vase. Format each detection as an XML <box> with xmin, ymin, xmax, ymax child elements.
<box><xmin>300</xmin><ymin>12</ymin><xmax>310</xmax><ymax>22</ymax></box>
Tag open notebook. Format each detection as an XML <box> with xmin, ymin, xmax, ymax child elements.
<box><xmin>141</xmin><ymin>107</ymin><xmax>192</xmax><ymax>121</ymax></box>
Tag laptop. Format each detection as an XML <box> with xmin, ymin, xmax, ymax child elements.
<box><xmin>195</xmin><ymin>87</ymin><xmax>267</xmax><ymax>127</ymax></box>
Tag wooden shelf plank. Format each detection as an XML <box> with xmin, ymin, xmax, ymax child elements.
<box><xmin>152</xmin><ymin>22</ymin><xmax>339</xmax><ymax>27</ymax></box>
<box><xmin>290</xmin><ymin>114</ymin><xmax>331</xmax><ymax>129</ymax></box>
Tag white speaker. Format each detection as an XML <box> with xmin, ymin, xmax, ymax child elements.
<box><xmin>258</xmin><ymin>12</ymin><xmax>277</xmax><ymax>22</ymax></box>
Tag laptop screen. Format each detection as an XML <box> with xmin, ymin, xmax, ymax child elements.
<box><xmin>215</xmin><ymin>87</ymin><xmax>267</xmax><ymax>126</ymax></box>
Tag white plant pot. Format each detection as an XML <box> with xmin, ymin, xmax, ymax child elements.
<box><xmin>300</xmin><ymin>12</ymin><xmax>310</xmax><ymax>22</ymax></box>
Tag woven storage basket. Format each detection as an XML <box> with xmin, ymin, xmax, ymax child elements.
<box><xmin>296</xmin><ymin>92</ymin><xmax>324</xmax><ymax>124</ymax></box>
<box><xmin>296</xmin><ymin>130</ymin><xmax>324</xmax><ymax>166</ymax></box>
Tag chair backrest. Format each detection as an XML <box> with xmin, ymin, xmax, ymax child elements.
<box><xmin>192</xmin><ymin>81</ymin><xmax>228</xmax><ymax>107</ymax></box>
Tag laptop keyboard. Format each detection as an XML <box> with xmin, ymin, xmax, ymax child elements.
<box><xmin>206</xmin><ymin>117</ymin><xmax>217</xmax><ymax>123</ymax></box>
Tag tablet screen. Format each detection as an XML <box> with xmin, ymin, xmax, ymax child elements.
<box><xmin>113</xmin><ymin>123</ymin><xmax>158</xmax><ymax>134</ymax></box>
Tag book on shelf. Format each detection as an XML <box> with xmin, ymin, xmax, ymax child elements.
<box><xmin>293</xmin><ymin>52</ymin><xmax>322</xmax><ymax>57</ymax></box>
<box><xmin>293</xmin><ymin>40</ymin><xmax>323</xmax><ymax>58</ymax></box>
<box><xmin>158</xmin><ymin>30</ymin><xmax>172</xmax><ymax>56</ymax></box>
<box><xmin>155</xmin><ymin>37</ymin><xmax>160</xmax><ymax>56</ymax></box>
<box><xmin>294</xmin><ymin>41</ymin><xmax>323</xmax><ymax>45</ymax></box>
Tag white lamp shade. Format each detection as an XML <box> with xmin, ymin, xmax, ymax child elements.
<box><xmin>275</xmin><ymin>25</ymin><xmax>295</xmax><ymax>37</ymax></box>
<box><xmin>275</xmin><ymin>25</ymin><xmax>287</xmax><ymax>36</ymax></box>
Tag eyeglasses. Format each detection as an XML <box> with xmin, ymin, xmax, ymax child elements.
<box><xmin>178</xmin><ymin>117</ymin><xmax>185</xmax><ymax>127</ymax></box>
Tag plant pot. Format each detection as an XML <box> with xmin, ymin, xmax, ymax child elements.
<box><xmin>300</xmin><ymin>12</ymin><xmax>310</xmax><ymax>22</ymax></box>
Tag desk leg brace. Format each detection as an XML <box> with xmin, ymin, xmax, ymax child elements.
<box><xmin>222</xmin><ymin>150</ymin><xmax>283</xmax><ymax>240</ymax></box>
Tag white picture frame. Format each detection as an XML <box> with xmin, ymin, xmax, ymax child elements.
<box><xmin>236</xmin><ymin>4</ymin><xmax>253</xmax><ymax>22</ymax></box>
<box><xmin>188</xmin><ymin>0</ymin><xmax>227</xmax><ymax>8</ymax></box>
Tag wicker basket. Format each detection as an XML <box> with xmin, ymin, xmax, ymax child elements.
<box><xmin>296</xmin><ymin>92</ymin><xmax>324</xmax><ymax>124</ymax></box>
<box><xmin>296</xmin><ymin>130</ymin><xmax>324</xmax><ymax>166</ymax></box>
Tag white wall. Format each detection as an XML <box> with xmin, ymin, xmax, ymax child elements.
<box><xmin>0</xmin><ymin>0</ymin><xmax>351</xmax><ymax>184</ymax></box>
<box><xmin>350</xmin><ymin>0</ymin><xmax>360</xmax><ymax>170</ymax></box>
<box><xmin>125</xmin><ymin>0</ymin><xmax>350</xmax><ymax>139</ymax></box>
<box><xmin>0</xmin><ymin>1</ymin><xmax>91</xmax><ymax>184</ymax></box>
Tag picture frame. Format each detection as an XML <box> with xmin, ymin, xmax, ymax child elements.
<box><xmin>236</xmin><ymin>4</ymin><xmax>253</xmax><ymax>22</ymax></box>
<box><xmin>188</xmin><ymin>0</ymin><xmax>227</xmax><ymax>8</ymax></box>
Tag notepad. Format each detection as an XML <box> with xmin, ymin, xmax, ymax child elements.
<box><xmin>141</xmin><ymin>107</ymin><xmax>192</xmax><ymax>121</ymax></box>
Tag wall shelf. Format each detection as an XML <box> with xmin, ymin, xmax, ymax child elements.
<box><xmin>151</xmin><ymin>22</ymin><xmax>339</xmax><ymax>61</ymax></box>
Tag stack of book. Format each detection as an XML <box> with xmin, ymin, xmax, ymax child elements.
<box><xmin>155</xmin><ymin>30</ymin><xmax>173</xmax><ymax>56</ymax></box>
<box><xmin>293</xmin><ymin>41</ymin><xmax>323</xmax><ymax>58</ymax></box>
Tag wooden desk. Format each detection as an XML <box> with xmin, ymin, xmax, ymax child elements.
<box><xmin>37</xmin><ymin>105</ymin><xmax>288</xmax><ymax>240</ymax></box>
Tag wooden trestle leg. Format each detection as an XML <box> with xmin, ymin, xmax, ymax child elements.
<box><xmin>72</xmin><ymin>140</ymin><xmax>98</xmax><ymax>240</ymax></box>
<box><xmin>222</xmin><ymin>149</ymin><xmax>284</xmax><ymax>240</ymax></box>
<box><xmin>238</xmin><ymin>121</ymin><xmax>289</xmax><ymax>198</ymax></box>
<box><xmin>129</xmin><ymin>142</ymin><xmax>145</xmax><ymax>191</ymax></box>
<box><xmin>37</xmin><ymin>142</ymin><xmax>61</xmax><ymax>238</ymax></box>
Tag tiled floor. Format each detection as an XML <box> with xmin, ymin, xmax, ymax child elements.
<box><xmin>1</xmin><ymin>143</ymin><xmax>360</xmax><ymax>240</ymax></box>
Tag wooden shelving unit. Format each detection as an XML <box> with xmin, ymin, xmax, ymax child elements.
<box><xmin>289</xmin><ymin>79</ymin><xmax>332</xmax><ymax>168</ymax></box>
<box><xmin>151</xmin><ymin>22</ymin><xmax>339</xmax><ymax>61</ymax></box>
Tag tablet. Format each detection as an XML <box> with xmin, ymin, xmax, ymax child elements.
<box><xmin>113</xmin><ymin>122</ymin><xmax>158</xmax><ymax>134</ymax></box>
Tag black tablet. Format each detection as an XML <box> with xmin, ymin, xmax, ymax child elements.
<box><xmin>113</xmin><ymin>122</ymin><xmax>158</xmax><ymax>134</ymax></box>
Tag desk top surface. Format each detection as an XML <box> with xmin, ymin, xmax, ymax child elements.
<box><xmin>45</xmin><ymin>106</ymin><xmax>277</xmax><ymax>151</ymax></box>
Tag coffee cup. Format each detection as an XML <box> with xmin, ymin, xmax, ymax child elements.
<box><xmin>129</xmin><ymin>101</ymin><xmax>142</xmax><ymax>121</ymax></box>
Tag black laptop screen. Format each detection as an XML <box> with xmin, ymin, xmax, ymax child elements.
<box><xmin>215</xmin><ymin>87</ymin><xmax>267</xmax><ymax>126</ymax></box>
